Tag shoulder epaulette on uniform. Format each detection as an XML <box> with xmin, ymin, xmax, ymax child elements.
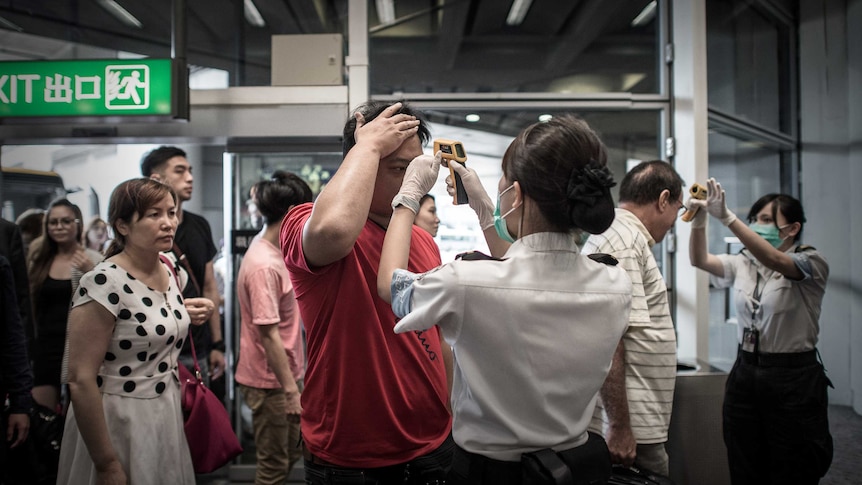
<box><xmin>456</xmin><ymin>250</ymin><xmax>503</xmax><ymax>261</ymax></box>
<box><xmin>588</xmin><ymin>253</ymin><xmax>618</xmax><ymax>266</ymax></box>
<box><xmin>795</xmin><ymin>244</ymin><xmax>816</xmax><ymax>253</ymax></box>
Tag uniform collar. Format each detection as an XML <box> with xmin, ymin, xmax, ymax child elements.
<box><xmin>506</xmin><ymin>232</ymin><xmax>580</xmax><ymax>257</ymax></box>
<box><xmin>615</xmin><ymin>208</ymin><xmax>655</xmax><ymax>247</ymax></box>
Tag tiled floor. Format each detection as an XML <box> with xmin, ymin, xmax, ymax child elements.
<box><xmin>201</xmin><ymin>404</ymin><xmax>862</xmax><ymax>485</ymax></box>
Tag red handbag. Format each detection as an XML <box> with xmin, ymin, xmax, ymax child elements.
<box><xmin>161</xmin><ymin>254</ymin><xmax>242</xmax><ymax>473</ymax></box>
<box><xmin>178</xmin><ymin>349</ymin><xmax>242</xmax><ymax>473</ymax></box>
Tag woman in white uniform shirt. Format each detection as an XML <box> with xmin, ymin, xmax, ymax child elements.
<box><xmin>688</xmin><ymin>179</ymin><xmax>832</xmax><ymax>485</ymax></box>
<box><xmin>379</xmin><ymin>115</ymin><xmax>632</xmax><ymax>485</ymax></box>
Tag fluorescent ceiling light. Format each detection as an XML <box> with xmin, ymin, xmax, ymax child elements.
<box><xmin>376</xmin><ymin>0</ymin><xmax>395</xmax><ymax>24</ymax></box>
<box><xmin>506</xmin><ymin>0</ymin><xmax>533</xmax><ymax>26</ymax></box>
<box><xmin>0</xmin><ymin>15</ymin><xmax>23</xmax><ymax>32</ymax></box>
<box><xmin>465</xmin><ymin>114</ymin><xmax>480</xmax><ymax>122</ymax></box>
<box><xmin>244</xmin><ymin>0</ymin><xmax>266</xmax><ymax>28</ymax></box>
<box><xmin>538</xmin><ymin>114</ymin><xmax>553</xmax><ymax>122</ymax></box>
<box><xmin>96</xmin><ymin>0</ymin><xmax>142</xmax><ymax>29</ymax></box>
<box><xmin>631</xmin><ymin>1</ymin><xmax>657</xmax><ymax>27</ymax></box>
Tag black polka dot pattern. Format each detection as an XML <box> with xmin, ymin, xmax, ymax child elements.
<box><xmin>82</xmin><ymin>261</ymin><xmax>192</xmax><ymax>399</ymax></box>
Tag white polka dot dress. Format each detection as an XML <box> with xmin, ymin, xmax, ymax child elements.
<box><xmin>57</xmin><ymin>260</ymin><xmax>195</xmax><ymax>485</ymax></box>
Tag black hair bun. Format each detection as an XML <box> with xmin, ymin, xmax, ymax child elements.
<box><xmin>567</xmin><ymin>163</ymin><xmax>616</xmax><ymax>234</ymax></box>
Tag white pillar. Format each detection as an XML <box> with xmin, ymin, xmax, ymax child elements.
<box><xmin>347</xmin><ymin>0</ymin><xmax>369</xmax><ymax>111</ymax></box>
<box><xmin>672</xmin><ymin>0</ymin><xmax>710</xmax><ymax>363</ymax></box>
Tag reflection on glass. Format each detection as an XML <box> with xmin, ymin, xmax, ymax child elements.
<box><xmin>370</xmin><ymin>1</ymin><xmax>661</xmax><ymax>95</ymax></box>
<box><xmin>707</xmin><ymin>0</ymin><xmax>791</xmax><ymax>133</ymax></box>
<box><xmin>423</xmin><ymin>110</ymin><xmax>661</xmax><ymax>260</ymax></box>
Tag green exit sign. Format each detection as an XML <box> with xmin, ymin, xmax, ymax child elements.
<box><xmin>0</xmin><ymin>59</ymin><xmax>176</xmax><ymax>118</ymax></box>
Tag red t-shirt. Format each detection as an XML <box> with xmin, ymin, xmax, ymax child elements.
<box><xmin>280</xmin><ymin>203</ymin><xmax>451</xmax><ymax>467</ymax></box>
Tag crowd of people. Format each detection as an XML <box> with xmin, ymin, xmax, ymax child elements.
<box><xmin>0</xmin><ymin>100</ymin><xmax>834</xmax><ymax>485</ymax></box>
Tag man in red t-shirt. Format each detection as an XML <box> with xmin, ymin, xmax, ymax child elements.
<box><xmin>280</xmin><ymin>101</ymin><xmax>453</xmax><ymax>484</ymax></box>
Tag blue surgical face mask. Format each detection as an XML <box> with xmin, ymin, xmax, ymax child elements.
<box><xmin>493</xmin><ymin>184</ymin><xmax>517</xmax><ymax>243</ymax></box>
<box><xmin>749</xmin><ymin>222</ymin><xmax>790</xmax><ymax>249</ymax></box>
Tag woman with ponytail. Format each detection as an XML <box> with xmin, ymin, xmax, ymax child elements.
<box><xmin>378</xmin><ymin>115</ymin><xmax>631</xmax><ymax>485</ymax></box>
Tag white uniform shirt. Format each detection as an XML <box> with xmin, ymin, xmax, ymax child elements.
<box><xmin>712</xmin><ymin>246</ymin><xmax>828</xmax><ymax>353</ymax></box>
<box><xmin>391</xmin><ymin>232</ymin><xmax>631</xmax><ymax>461</ymax></box>
<box><xmin>584</xmin><ymin>208</ymin><xmax>677</xmax><ymax>444</ymax></box>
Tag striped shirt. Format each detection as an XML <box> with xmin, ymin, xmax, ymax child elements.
<box><xmin>584</xmin><ymin>208</ymin><xmax>676</xmax><ymax>444</ymax></box>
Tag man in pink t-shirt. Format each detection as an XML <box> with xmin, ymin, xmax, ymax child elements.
<box><xmin>280</xmin><ymin>101</ymin><xmax>453</xmax><ymax>484</ymax></box>
<box><xmin>236</xmin><ymin>172</ymin><xmax>313</xmax><ymax>484</ymax></box>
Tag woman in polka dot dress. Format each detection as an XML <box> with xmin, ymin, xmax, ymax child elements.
<box><xmin>57</xmin><ymin>178</ymin><xmax>197</xmax><ymax>485</ymax></box>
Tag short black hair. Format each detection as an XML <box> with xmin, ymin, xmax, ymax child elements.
<box><xmin>342</xmin><ymin>100</ymin><xmax>431</xmax><ymax>157</ymax></box>
<box><xmin>618</xmin><ymin>160</ymin><xmax>684</xmax><ymax>206</ymax></box>
<box><xmin>257</xmin><ymin>171</ymin><xmax>314</xmax><ymax>224</ymax></box>
<box><xmin>141</xmin><ymin>146</ymin><xmax>187</xmax><ymax>176</ymax></box>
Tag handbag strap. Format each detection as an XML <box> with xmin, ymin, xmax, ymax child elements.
<box><xmin>171</xmin><ymin>242</ymin><xmax>202</xmax><ymax>297</ymax></box>
<box><xmin>159</xmin><ymin>253</ymin><xmax>202</xmax><ymax>383</ymax></box>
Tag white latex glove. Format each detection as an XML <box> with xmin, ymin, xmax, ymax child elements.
<box><xmin>448</xmin><ymin>162</ymin><xmax>495</xmax><ymax>230</ymax></box>
<box><xmin>391</xmin><ymin>151</ymin><xmax>442</xmax><ymax>213</ymax></box>
<box><xmin>687</xmin><ymin>198</ymin><xmax>708</xmax><ymax>229</ymax></box>
<box><xmin>706</xmin><ymin>178</ymin><xmax>737</xmax><ymax>226</ymax></box>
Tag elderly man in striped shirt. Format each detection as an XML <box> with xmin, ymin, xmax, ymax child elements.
<box><xmin>584</xmin><ymin>160</ymin><xmax>685</xmax><ymax>478</ymax></box>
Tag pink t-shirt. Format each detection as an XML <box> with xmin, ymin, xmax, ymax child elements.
<box><xmin>280</xmin><ymin>203</ymin><xmax>451</xmax><ymax>468</ymax></box>
<box><xmin>235</xmin><ymin>237</ymin><xmax>305</xmax><ymax>389</ymax></box>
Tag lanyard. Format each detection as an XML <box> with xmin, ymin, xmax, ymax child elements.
<box><xmin>750</xmin><ymin>270</ymin><xmax>765</xmax><ymax>327</ymax></box>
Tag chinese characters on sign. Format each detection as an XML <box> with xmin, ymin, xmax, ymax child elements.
<box><xmin>0</xmin><ymin>59</ymin><xmax>174</xmax><ymax>117</ymax></box>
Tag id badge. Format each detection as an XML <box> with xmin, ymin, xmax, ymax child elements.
<box><xmin>742</xmin><ymin>327</ymin><xmax>759</xmax><ymax>353</ymax></box>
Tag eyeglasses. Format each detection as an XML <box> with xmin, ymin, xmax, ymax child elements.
<box><xmin>677</xmin><ymin>199</ymin><xmax>688</xmax><ymax>214</ymax></box>
<box><xmin>47</xmin><ymin>218</ymin><xmax>80</xmax><ymax>227</ymax></box>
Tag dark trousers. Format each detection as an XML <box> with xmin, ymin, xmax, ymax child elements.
<box><xmin>304</xmin><ymin>434</ymin><xmax>454</xmax><ymax>485</ymax></box>
<box><xmin>723</xmin><ymin>351</ymin><xmax>833</xmax><ymax>485</ymax></box>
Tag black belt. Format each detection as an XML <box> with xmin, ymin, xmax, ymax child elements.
<box><xmin>739</xmin><ymin>348</ymin><xmax>817</xmax><ymax>368</ymax></box>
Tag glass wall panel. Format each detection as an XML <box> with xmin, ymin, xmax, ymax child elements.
<box><xmin>370</xmin><ymin>1</ymin><xmax>662</xmax><ymax>95</ymax></box>
<box><xmin>706</xmin><ymin>0</ymin><xmax>792</xmax><ymax>133</ymax></box>
<box><xmin>706</xmin><ymin>130</ymin><xmax>785</xmax><ymax>370</ymax></box>
<box><xmin>421</xmin><ymin>109</ymin><xmax>662</xmax><ymax>260</ymax></box>
<box><xmin>229</xmin><ymin>150</ymin><xmax>340</xmax><ymax>465</ymax></box>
